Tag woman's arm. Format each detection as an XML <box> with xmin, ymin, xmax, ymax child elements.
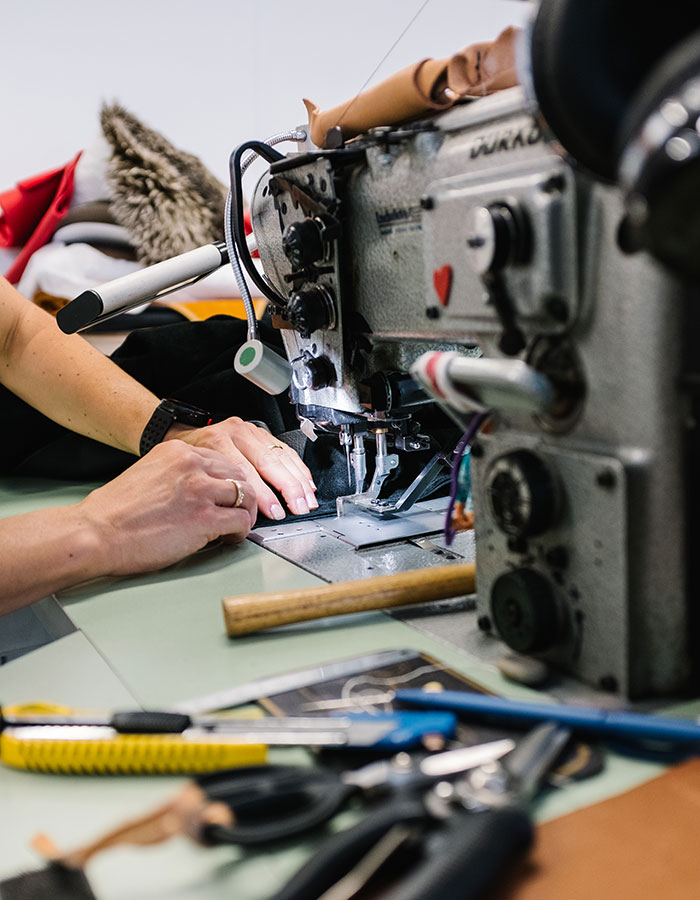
<box><xmin>0</xmin><ymin>276</ymin><xmax>159</xmax><ymax>455</ymax></box>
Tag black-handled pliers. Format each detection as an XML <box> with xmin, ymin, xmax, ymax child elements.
<box><xmin>271</xmin><ymin>722</ymin><xmax>571</xmax><ymax>900</ymax></box>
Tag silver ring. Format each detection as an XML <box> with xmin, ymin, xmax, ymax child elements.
<box><xmin>268</xmin><ymin>443</ymin><xmax>285</xmax><ymax>451</ymax></box>
<box><xmin>226</xmin><ymin>478</ymin><xmax>245</xmax><ymax>508</ymax></box>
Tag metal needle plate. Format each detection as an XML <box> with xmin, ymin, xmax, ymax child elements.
<box><xmin>250</xmin><ymin>498</ymin><xmax>450</xmax><ymax>551</ymax></box>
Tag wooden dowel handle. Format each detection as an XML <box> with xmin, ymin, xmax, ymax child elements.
<box><xmin>222</xmin><ymin>563</ymin><xmax>475</xmax><ymax>636</ymax></box>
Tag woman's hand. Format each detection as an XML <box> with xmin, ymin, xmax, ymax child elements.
<box><xmin>167</xmin><ymin>418</ymin><xmax>317</xmax><ymax>519</ymax></box>
<box><xmin>79</xmin><ymin>440</ymin><xmax>257</xmax><ymax>576</ymax></box>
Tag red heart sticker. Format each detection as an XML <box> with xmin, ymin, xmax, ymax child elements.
<box><xmin>433</xmin><ymin>264</ymin><xmax>453</xmax><ymax>307</ymax></box>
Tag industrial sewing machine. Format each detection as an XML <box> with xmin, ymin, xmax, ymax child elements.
<box><xmin>243</xmin><ymin>85</ymin><xmax>692</xmax><ymax>701</ymax></box>
<box><xmin>59</xmin><ymin>0</ymin><xmax>700</xmax><ymax>699</ymax></box>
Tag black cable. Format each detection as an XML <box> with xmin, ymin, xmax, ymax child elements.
<box><xmin>228</xmin><ymin>140</ymin><xmax>288</xmax><ymax>308</ymax></box>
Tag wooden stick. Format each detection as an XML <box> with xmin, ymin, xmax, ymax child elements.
<box><xmin>222</xmin><ymin>562</ymin><xmax>475</xmax><ymax>636</ymax></box>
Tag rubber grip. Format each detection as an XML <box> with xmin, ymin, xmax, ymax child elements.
<box><xmin>382</xmin><ymin>806</ymin><xmax>534</xmax><ymax>900</ymax></box>
<box><xmin>0</xmin><ymin>732</ymin><xmax>266</xmax><ymax>774</ymax></box>
<box><xmin>271</xmin><ymin>797</ymin><xmax>429</xmax><ymax>900</ymax></box>
<box><xmin>202</xmin><ymin>772</ymin><xmax>353</xmax><ymax>846</ymax></box>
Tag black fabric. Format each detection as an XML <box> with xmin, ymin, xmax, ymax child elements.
<box><xmin>0</xmin><ymin>315</ymin><xmax>455</xmax><ymax>514</ymax></box>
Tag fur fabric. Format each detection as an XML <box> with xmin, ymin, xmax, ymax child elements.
<box><xmin>100</xmin><ymin>103</ymin><xmax>227</xmax><ymax>265</ymax></box>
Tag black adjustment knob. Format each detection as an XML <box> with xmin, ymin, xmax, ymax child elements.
<box><xmin>490</xmin><ymin>568</ymin><xmax>561</xmax><ymax>653</ymax></box>
<box><xmin>282</xmin><ymin>214</ymin><xmax>341</xmax><ymax>270</ymax></box>
<box><xmin>287</xmin><ymin>285</ymin><xmax>336</xmax><ymax>338</ymax></box>
<box><xmin>292</xmin><ymin>356</ymin><xmax>335</xmax><ymax>391</ymax></box>
<box><xmin>464</xmin><ymin>203</ymin><xmax>530</xmax><ymax>276</ymax></box>
<box><xmin>464</xmin><ymin>203</ymin><xmax>529</xmax><ymax>356</ymax></box>
<box><xmin>282</xmin><ymin>219</ymin><xmax>325</xmax><ymax>268</ymax></box>
<box><xmin>486</xmin><ymin>450</ymin><xmax>559</xmax><ymax>538</ymax></box>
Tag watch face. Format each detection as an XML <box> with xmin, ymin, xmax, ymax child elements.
<box><xmin>162</xmin><ymin>399</ymin><xmax>211</xmax><ymax>427</ymax></box>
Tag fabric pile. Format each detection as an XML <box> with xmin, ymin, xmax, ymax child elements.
<box><xmin>0</xmin><ymin>103</ymin><xmax>244</xmax><ymax>311</ymax></box>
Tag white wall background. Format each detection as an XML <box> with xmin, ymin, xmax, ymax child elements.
<box><xmin>1</xmin><ymin>0</ymin><xmax>533</xmax><ymax>189</ymax></box>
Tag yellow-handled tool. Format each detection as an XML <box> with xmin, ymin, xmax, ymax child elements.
<box><xmin>0</xmin><ymin>703</ymin><xmax>266</xmax><ymax>774</ymax></box>
<box><xmin>1</xmin><ymin>729</ymin><xmax>267</xmax><ymax>775</ymax></box>
<box><xmin>222</xmin><ymin>562</ymin><xmax>476</xmax><ymax>636</ymax></box>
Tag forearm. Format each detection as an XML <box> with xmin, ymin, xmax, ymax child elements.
<box><xmin>0</xmin><ymin>504</ymin><xmax>107</xmax><ymax>614</ymax></box>
<box><xmin>0</xmin><ymin>279</ymin><xmax>158</xmax><ymax>455</ymax></box>
<box><xmin>0</xmin><ymin>441</ymin><xmax>259</xmax><ymax>616</ymax></box>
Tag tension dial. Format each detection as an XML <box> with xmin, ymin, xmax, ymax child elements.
<box><xmin>490</xmin><ymin>568</ymin><xmax>561</xmax><ymax>653</ymax></box>
<box><xmin>486</xmin><ymin>449</ymin><xmax>559</xmax><ymax>538</ymax></box>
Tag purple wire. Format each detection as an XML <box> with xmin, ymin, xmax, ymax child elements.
<box><xmin>443</xmin><ymin>411</ymin><xmax>490</xmax><ymax>546</ymax></box>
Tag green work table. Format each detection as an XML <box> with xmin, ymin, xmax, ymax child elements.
<box><xmin>0</xmin><ymin>477</ymin><xmax>669</xmax><ymax>899</ymax></box>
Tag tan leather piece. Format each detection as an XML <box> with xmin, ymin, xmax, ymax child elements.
<box><xmin>488</xmin><ymin>759</ymin><xmax>700</xmax><ymax>900</ymax></box>
<box><xmin>304</xmin><ymin>26</ymin><xmax>520</xmax><ymax>147</ymax></box>
<box><xmin>32</xmin><ymin>783</ymin><xmax>234</xmax><ymax>869</ymax></box>
<box><xmin>448</xmin><ymin>25</ymin><xmax>520</xmax><ymax>97</ymax></box>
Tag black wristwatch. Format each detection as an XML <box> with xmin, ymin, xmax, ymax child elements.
<box><xmin>139</xmin><ymin>398</ymin><xmax>212</xmax><ymax>456</ymax></box>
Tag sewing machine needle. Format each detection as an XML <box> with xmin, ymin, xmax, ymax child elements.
<box><xmin>346</xmin><ymin>443</ymin><xmax>352</xmax><ymax>486</ymax></box>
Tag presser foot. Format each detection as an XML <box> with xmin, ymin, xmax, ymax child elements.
<box><xmin>336</xmin><ymin>452</ymin><xmax>449</xmax><ymax>519</ymax></box>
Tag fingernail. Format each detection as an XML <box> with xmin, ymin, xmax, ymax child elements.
<box><xmin>310</xmin><ymin>479</ymin><xmax>318</xmax><ymax>491</ymax></box>
<box><xmin>306</xmin><ymin>491</ymin><xmax>318</xmax><ymax>509</ymax></box>
<box><xmin>271</xmin><ymin>503</ymin><xmax>285</xmax><ymax>520</ymax></box>
<box><xmin>293</xmin><ymin>497</ymin><xmax>310</xmax><ymax>516</ymax></box>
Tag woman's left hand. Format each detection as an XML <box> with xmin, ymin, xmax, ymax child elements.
<box><xmin>166</xmin><ymin>417</ymin><xmax>317</xmax><ymax>520</ymax></box>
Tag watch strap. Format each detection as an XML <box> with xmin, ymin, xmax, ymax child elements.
<box><xmin>139</xmin><ymin>399</ymin><xmax>212</xmax><ymax>456</ymax></box>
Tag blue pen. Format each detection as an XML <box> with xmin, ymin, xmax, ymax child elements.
<box><xmin>394</xmin><ymin>689</ymin><xmax>700</xmax><ymax>746</ymax></box>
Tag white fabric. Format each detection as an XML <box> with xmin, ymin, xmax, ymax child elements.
<box><xmin>71</xmin><ymin>133</ymin><xmax>112</xmax><ymax>207</ymax></box>
<box><xmin>16</xmin><ymin>242</ymin><xmax>141</xmax><ymax>301</ymax></box>
<box><xmin>0</xmin><ymin>247</ymin><xmax>20</xmax><ymax>273</ymax></box>
<box><xmin>15</xmin><ymin>240</ymin><xmax>262</xmax><ymax>304</ymax></box>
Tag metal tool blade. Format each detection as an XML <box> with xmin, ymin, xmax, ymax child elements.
<box><xmin>501</xmin><ymin>722</ymin><xmax>571</xmax><ymax>803</ymax></box>
<box><xmin>420</xmin><ymin>738</ymin><xmax>516</xmax><ymax>777</ymax></box>
<box><xmin>344</xmin><ymin>737</ymin><xmax>516</xmax><ymax>790</ymax></box>
<box><xmin>174</xmin><ymin>649</ymin><xmax>422</xmax><ymax>715</ymax></box>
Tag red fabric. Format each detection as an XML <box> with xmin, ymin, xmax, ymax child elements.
<box><xmin>243</xmin><ymin>210</ymin><xmax>259</xmax><ymax>258</ymax></box>
<box><xmin>1</xmin><ymin>152</ymin><xmax>82</xmax><ymax>284</ymax></box>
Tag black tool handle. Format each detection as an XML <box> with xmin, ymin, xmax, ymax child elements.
<box><xmin>109</xmin><ymin>711</ymin><xmax>192</xmax><ymax>733</ymax></box>
<box><xmin>270</xmin><ymin>797</ymin><xmax>429</xmax><ymax>900</ymax></box>
<box><xmin>383</xmin><ymin>806</ymin><xmax>533</xmax><ymax>900</ymax></box>
<box><xmin>198</xmin><ymin>766</ymin><xmax>355</xmax><ymax>845</ymax></box>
